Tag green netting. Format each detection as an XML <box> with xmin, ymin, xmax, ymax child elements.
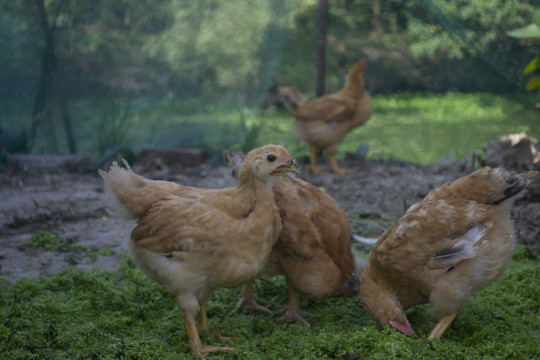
<box><xmin>0</xmin><ymin>0</ymin><xmax>538</xmax><ymax>162</ymax></box>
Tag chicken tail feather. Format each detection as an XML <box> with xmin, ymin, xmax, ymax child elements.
<box><xmin>277</xmin><ymin>86</ymin><xmax>306</xmax><ymax>113</ymax></box>
<box><xmin>98</xmin><ymin>160</ymin><xmax>149</xmax><ymax>219</ymax></box>
<box><xmin>490</xmin><ymin>168</ymin><xmax>538</xmax><ymax>205</ymax></box>
<box><xmin>440</xmin><ymin>167</ymin><xmax>537</xmax><ymax>205</ymax></box>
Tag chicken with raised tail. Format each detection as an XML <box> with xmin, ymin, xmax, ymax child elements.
<box><xmin>223</xmin><ymin>150</ymin><xmax>364</xmax><ymax>327</ymax></box>
<box><xmin>278</xmin><ymin>58</ymin><xmax>371</xmax><ymax>174</ymax></box>
<box><xmin>99</xmin><ymin>144</ymin><xmax>299</xmax><ymax>359</ymax></box>
<box><xmin>360</xmin><ymin>167</ymin><xmax>537</xmax><ymax>339</ymax></box>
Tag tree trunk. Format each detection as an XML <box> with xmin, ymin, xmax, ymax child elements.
<box><xmin>30</xmin><ymin>0</ymin><xmax>56</xmax><ymax>152</ymax></box>
<box><xmin>315</xmin><ymin>0</ymin><xmax>327</xmax><ymax>97</ymax></box>
<box><xmin>60</xmin><ymin>87</ymin><xmax>77</xmax><ymax>154</ymax></box>
<box><xmin>31</xmin><ymin>0</ymin><xmax>76</xmax><ymax>154</ymax></box>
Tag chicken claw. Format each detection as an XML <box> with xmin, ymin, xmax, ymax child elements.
<box><xmin>328</xmin><ymin>154</ymin><xmax>346</xmax><ymax>175</ymax></box>
<box><xmin>280</xmin><ymin>283</ymin><xmax>312</xmax><ymax>327</ymax></box>
<box><xmin>195</xmin><ymin>345</ymin><xmax>234</xmax><ymax>360</ymax></box>
<box><xmin>308</xmin><ymin>146</ymin><xmax>346</xmax><ymax>174</ymax></box>
<box><xmin>230</xmin><ymin>281</ymin><xmax>273</xmax><ymax>315</ymax></box>
<box><xmin>181</xmin><ymin>310</ymin><xmax>234</xmax><ymax>359</ymax></box>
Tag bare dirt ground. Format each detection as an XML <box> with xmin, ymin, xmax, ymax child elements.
<box><xmin>1</xmin><ymin>155</ymin><xmax>539</xmax><ymax>285</ymax></box>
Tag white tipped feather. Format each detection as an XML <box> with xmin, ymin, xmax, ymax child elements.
<box><xmin>352</xmin><ymin>234</ymin><xmax>379</xmax><ymax>245</ymax></box>
<box><xmin>434</xmin><ymin>224</ymin><xmax>489</xmax><ymax>264</ymax></box>
<box><xmin>98</xmin><ymin>161</ymin><xmax>140</xmax><ymax>220</ymax></box>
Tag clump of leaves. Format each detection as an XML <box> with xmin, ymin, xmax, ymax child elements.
<box><xmin>507</xmin><ymin>25</ymin><xmax>540</xmax><ymax>101</ymax></box>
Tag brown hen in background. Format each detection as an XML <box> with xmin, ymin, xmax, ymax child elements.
<box><xmin>279</xmin><ymin>58</ymin><xmax>372</xmax><ymax>174</ymax></box>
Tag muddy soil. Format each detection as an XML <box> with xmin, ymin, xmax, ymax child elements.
<box><xmin>1</xmin><ymin>156</ymin><xmax>538</xmax><ymax>285</ymax></box>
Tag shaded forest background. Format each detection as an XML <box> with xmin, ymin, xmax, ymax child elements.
<box><xmin>1</xmin><ymin>0</ymin><xmax>538</xmax><ymax>161</ymax></box>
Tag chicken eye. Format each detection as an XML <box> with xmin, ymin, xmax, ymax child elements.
<box><xmin>267</xmin><ymin>155</ymin><xmax>276</xmax><ymax>162</ymax></box>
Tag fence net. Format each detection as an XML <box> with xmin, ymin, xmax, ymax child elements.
<box><xmin>1</xmin><ymin>0</ymin><xmax>538</xmax><ymax>164</ymax></box>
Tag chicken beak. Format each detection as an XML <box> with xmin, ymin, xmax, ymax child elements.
<box><xmin>275</xmin><ymin>158</ymin><xmax>300</xmax><ymax>175</ymax></box>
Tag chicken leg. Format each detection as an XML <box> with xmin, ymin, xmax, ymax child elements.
<box><xmin>180</xmin><ymin>310</ymin><xmax>234</xmax><ymax>359</ymax></box>
<box><xmin>231</xmin><ymin>280</ymin><xmax>272</xmax><ymax>315</ymax></box>
<box><xmin>280</xmin><ymin>281</ymin><xmax>311</xmax><ymax>327</ymax></box>
<box><xmin>308</xmin><ymin>145</ymin><xmax>324</xmax><ymax>174</ymax></box>
<box><xmin>428</xmin><ymin>313</ymin><xmax>457</xmax><ymax>340</ymax></box>
<box><xmin>308</xmin><ymin>145</ymin><xmax>345</xmax><ymax>174</ymax></box>
<box><xmin>328</xmin><ymin>153</ymin><xmax>345</xmax><ymax>175</ymax></box>
<box><xmin>197</xmin><ymin>302</ymin><xmax>210</xmax><ymax>336</ymax></box>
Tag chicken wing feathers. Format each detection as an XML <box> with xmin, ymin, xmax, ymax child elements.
<box><xmin>374</xmin><ymin>198</ymin><xmax>496</xmax><ymax>274</ymax></box>
<box><xmin>295</xmin><ymin>95</ymin><xmax>357</xmax><ymax>124</ymax></box>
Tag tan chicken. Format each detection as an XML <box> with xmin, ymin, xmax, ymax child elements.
<box><xmin>223</xmin><ymin>150</ymin><xmax>364</xmax><ymax>327</ymax></box>
<box><xmin>99</xmin><ymin>144</ymin><xmax>299</xmax><ymax>359</ymax></box>
<box><xmin>360</xmin><ymin>167</ymin><xmax>537</xmax><ymax>339</ymax></box>
<box><xmin>278</xmin><ymin>58</ymin><xmax>372</xmax><ymax>174</ymax></box>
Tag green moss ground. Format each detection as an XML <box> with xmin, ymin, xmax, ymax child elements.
<box><xmin>1</xmin><ymin>248</ymin><xmax>538</xmax><ymax>359</ymax></box>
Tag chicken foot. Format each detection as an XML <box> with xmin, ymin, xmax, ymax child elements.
<box><xmin>308</xmin><ymin>145</ymin><xmax>346</xmax><ymax>174</ymax></box>
<box><xmin>180</xmin><ymin>310</ymin><xmax>234</xmax><ymax>359</ymax></box>
<box><xmin>230</xmin><ymin>280</ymin><xmax>272</xmax><ymax>315</ymax></box>
<box><xmin>197</xmin><ymin>302</ymin><xmax>239</xmax><ymax>343</ymax></box>
<box><xmin>328</xmin><ymin>153</ymin><xmax>346</xmax><ymax>175</ymax></box>
<box><xmin>280</xmin><ymin>282</ymin><xmax>311</xmax><ymax>327</ymax></box>
<box><xmin>427</xmin><ymin>313</ymin><xmax>457</xmax><ymax>340</ymax></box>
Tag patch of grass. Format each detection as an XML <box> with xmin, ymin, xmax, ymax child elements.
<box><xmin>26</xmin><ymin>232</ymin><xmax>114</xmax><ymax>267</ymax></box>
<box><xmin>341</xmin><ymin>92</ymin><xmax>540</xmax><ymax>164</ymax></box>
<box><xmin>5</xmin><ymin>92</ymin><xmax>536</xmax><ymax>165</ymax></box>
<box><xmin>1</xmin><ymin>250</ymin><xmax>538</xmax><ymax>359</ymax></box>
<box><xmin>89</xmin><ymin>245</ymin><xmax>113</xmax><ymax>258</ymax></box>
<box><xmin>27</xmin><ymin>231</ymin><xmax>70</xmax><ymax>251</ymax></box>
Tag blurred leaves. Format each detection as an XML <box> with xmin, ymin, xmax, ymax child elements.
<box><xmin>525</xmin><ymin>57</ymin><xmax>540</xmax><ymax>76</ymax></box>
<box><xmin>508</xmin><ymin>24</ymin><xmax>540</xmax><ymax>97</ymax></box>
<box><xmin>507</xmin><ymin>24</ymin><xmax>540</xmax><ymax>39</ymax></box>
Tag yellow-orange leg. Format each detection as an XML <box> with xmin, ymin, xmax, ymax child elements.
<box><xmin>328</xmin><ymin>153</ymin><xmax>345</xmax><ymax>174</ymax></box>
<box><xmin>198</xmin><ymin>302</ymin><xmax>239</xmax><ymax>344</ymax></box>
<box><xmin>428</xmin><ymin>313</ymin><xmax>457</xmax><ymax>340</ymax></box>
<box><xmin>280</xmin><ymin>281</ymin><xmax>311</xmax><ymax>327</ymax></box>
<box><xmin>230</xmin><ymin>280</ymin><xmax>272</xmax><ymax>315</ymax></box>
<box><xmin>197</xmin><ymin>302</ymin><xmax>210</xmax><ymax>336</ymax></box>
<box><xmin>181</xmin><ymin>309</ymin><xmax>233</xmax><ymax>359</ymax></box>
<box><xmin>308</xmin><ymin>145</ymin><xmax>324</xmax><ymax>174</ymax></box>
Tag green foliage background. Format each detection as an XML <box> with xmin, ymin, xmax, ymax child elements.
<box><xmin>1</xmin><ymin>0</ymin><xmax>538</xmax><ymax>162</ymax></box>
